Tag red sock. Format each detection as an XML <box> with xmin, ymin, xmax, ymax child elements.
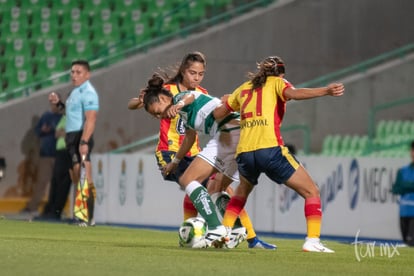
<box><xmin>304</xmin><ymin>197</ymin><xmax>322</xmax><ymax>238</ymax></box>
<box><xmin>222</xmin><ymin>196</ymin><xmax>246</xmax><ymax>228</ymax></box>
<box><xmin>183</xmin><ymin>194</ymin><xmax>198</xmax><ymax>220</ymax></box>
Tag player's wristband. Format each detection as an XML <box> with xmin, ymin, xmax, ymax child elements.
<box><xmin>177</xmin><ymin>100</ymin><xmax>185</xmax><ymax>106</ymax></box>
<box><xmin>172</xmin><ymin>157</ymin><xmax>181</xmax><ymax>164</ymax></box>
<box><xmin>80</xmin><ymin>139</ymin><xmax>89</xmax><ymax>146</ymax></box>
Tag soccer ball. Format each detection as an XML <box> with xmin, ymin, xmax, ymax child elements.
<box><xmin>178</xmin><ymin>217</ymin><xmax>207</xmax><ymax>247</ymax></box>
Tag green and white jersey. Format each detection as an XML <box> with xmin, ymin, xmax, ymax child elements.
<box><xmin>173</xmin><ymin>91</ymin><xmax>221</xmax><ymax>136</ymax></box>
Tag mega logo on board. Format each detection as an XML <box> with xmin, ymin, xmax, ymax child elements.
<box><xmin>348</xmin><ymin>159</ymin><xmax>360</xmax><ymax>210</ymax></box>
<box><xmin>319</xmin><ymin>163</ymin><xmax>343</xmax><ymax>212</ymax></box>
<box><xmin>361</xmin><ymin>165</ymin><xmax>398</xmax><ymax>204</ymax></box>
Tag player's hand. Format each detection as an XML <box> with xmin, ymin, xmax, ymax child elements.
<box><xmin>327</xmin><ymin>83</ymin><xmax>345</xmax><ymax>97</ymax></box>
<box><xmin>79</xmin><ymin>144</ymin><xmax>88</xmax><ymax>158</ymax></box>
<box><xmin>166</xmin><ymin>102</ymin><xmax>183</xmax><ymax>118</ymax></box>
<box><xmin>138</xmin><ymin>89</ymin><xmax>146</xmax><ymax>101</ymax></box>
<box><xmin>162</xmin><ymin>162</ymin><xmax>178</xmax><ymax>176</ymax></box>
<box><xmin>220</xmin><ymin>94</ymin><xmax>230</xmax><ymax>103</ymax></box>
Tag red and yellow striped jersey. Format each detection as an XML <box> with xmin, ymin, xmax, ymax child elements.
<box><xmin>155</xmin><ymin>83</ymin><xmax>208</xmax><ymax>156</ymax></box>
<box><xmin>225</xmin><ymin>76</ymin><xmax>293</xmax><ymax>154</ymax></box>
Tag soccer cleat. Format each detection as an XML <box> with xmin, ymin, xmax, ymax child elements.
<box><xmin>302</xmin><ymin>237</ymin><xmax>334</xmax><ymax>253</ymax></box>
<box><xmin>89</xmin><ymin>219</ymin><xmax>96</xmax><ymax>227</ymax></box>
<box><xmin>225</xmin><ymin>227</ymin><xmax>247</xmax><ymax>249</ymax></box>
<box><xmin>248</xmin><ymin>237</ymin><xmax>277</xmax><ymax>250</ymax></box>
<box><xmin>78</xmin><ymin>221</ymin><xmax>88</xmax><ymax>227</ymax></box>
<box><xmin>192</xmin><ymin>225</ymin><xmax>229</xmax><ymax>248</ymax></box>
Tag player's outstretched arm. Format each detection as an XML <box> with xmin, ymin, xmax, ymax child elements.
<box><xmin>285</xmin><ymin>82</ymin><xmax>345</xmax><ymax>101</ymax></box>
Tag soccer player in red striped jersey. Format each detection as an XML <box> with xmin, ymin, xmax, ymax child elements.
<box><xmin>214</xmin><ymin>56</ymin><xmax>344</xmax><ymax>252</ymax></box>
<box><xmin>128</xmin><ymin>52</ymin><xmax>208</xmax><ymax>220</ymax></box>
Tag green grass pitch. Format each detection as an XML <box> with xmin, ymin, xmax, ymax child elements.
<box><xmin>0</xmin><ymin>219</ymin><xmax>413</xmax><ymax>275</ymax></box>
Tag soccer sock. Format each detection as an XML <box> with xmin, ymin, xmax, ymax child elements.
<box><xmin>304</xmin><ymin>197</ymin><xmax>322</xmax><ymax>239</ymax></box>
<box><xmin>238</xmin><ymin>209</ymin><xmax>256</xmax><ymax>240</ymax></box>
<box><xmin>183</xmin><ymin>194</ymin><xmax>198</xmax><ymax>220</ymax></box>
<box><xmin>222</xmin><ymin>196</ymin><xmax>246</xmax><ymax>228</ymax></box>
<box><xmin>185</xmin><ymin>181</ymin><xmax>221</xmax><ymax>229</ymax></box>
<box><xmin>212</xmin><ymin>192</ymin><xmax>247</xmax><ymax>229</ymax></box>
<box><xmin>210</xmin><ymin>192</ymin><xmax>224</xmax><ymax>220</ymax></box>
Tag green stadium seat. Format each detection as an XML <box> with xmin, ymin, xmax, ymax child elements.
<box><xmin>20</xmin><ymin>0</ymin><xmax>46</xmax><ymax>16</ymax></box>
<box><xmin>0</xmin><ymin>5</ymin><xmax>23</xmax><ymax>24</ymax></box>
<box><xmin>4</xmin><ymin>54</ymin><xmax>34</xmax><ymax>73</ymax></box>
<box><xmin>391</xmin><ymin>120</ymin><xmax>403</xmax><ymax>135</ymax></box>
<box><xmin>401</xmin><ymin>120</ymin><xmax>412</xmax><ymax>135</ymax></box>
<box><xmin>34</xmin><ymin>38</ymin><xmax>64</xmax><ymax>61</ymax></box>
<box><xmin>321</xmin><ymin>134</ymin><xmax>341</xmax><ymax>156</ymax></box>
<box><xmin>206</xmin><ymin>0</ymin><xmax>233</xmax><ymax>7</ymax></box>
<box><xmin>59</xmin><ymin>7</ymin><xmax>90</xmax><ymax>27</ymax></box>
<box><xmin>60</xmin><ymin>21</ymin><xmax>92</xmax><ymax>46</ymax></box>
<box><xmin>2</xmin><ymin>69</ymin><xmax>35</xmax><ymax>92</ymax></box>
<box><xmin>114</xmin><ymin>0</ymin><xmax>143</xmax><ymax>15</ymax></box>
<box><xmin>2</xmin><ymin>20</ymin><xmax>29</xmax><ymax>41</ymax></box>
<box><xmin>144</xmin><ymin>0</ymin><xmax>177</xmax><ymax>21</ymax></box>
<box><xmin>374</xmin><ymin>120</ymin><xmax>387</xmax><ymax>147</ymax></box>
<box><xmin>80</xmin><ymin>0</ymin><xmax>113</xmax><ymax>17</ymax></box>
<box><xmin>144</xmin><ymin>0</ymin><xmax>175</xmax><ymax>10</ymax></box>
<box><xmin>205</xmin><ymin>0</ymin><xmax>233</xmax><ymax>14</ymax></box>
<box><xmin>338</xmin><ymin>135</ymin><xmax>352</xmax><ymax>156</ymax></box>
<box><xmin>52</xmin><ymin>0</ymin><xmax>79</xmax><ymax>15</ymax></box>
<box><xmin>29</xmin><ymin>21</ymin><xmax>60</xmax><ymax>45</ymax></box>
<box><xmin>0</xmin><ymin>0</ymin><xmax>16</xmax><ymax>12</ymax></box>
<box><xmin>121</xmin><ymin>20</ymin><xmax>154</xmax><ymax>47</ymax></box>
<box><xmin>154</xmin><ymin>15</ymin><xmax>181</xmax><ymax>36</ymax></box>
<box><xmin>345</xmin><ymin>135</ymin><xmax>360</xmax><ymax>156</ymax></box>
<box><xmin>91</xmin><ymin>22</ymin><xmax>121</xmax><ymax>50</ymax></box>
<box><xmin>29</xmin><ymin>7</ymin><xmax>60</xmax><ymax>27</ymax></box>
<box><xmin>410</xmin><ymin>121</ymin><xmax>414</xmax><ymax>137</ymax></box>
<box><xmin>321</xmin><ymin>135</ymin><xmax>334</xmax><ymax>155</ymax></box>
<box><xmin>398</xmin><ymin>120</ymin><xmax>412</xmax><ymax>143</ymax></box>
<box><xmin>375</xmin><ymin>120</ymin><xmax>386</xmax><ymax>138</ymax></box>
<box><xmin>384</xmin><ymin>120</ymin><xmax>394</xmax><ymax>136</ymax></box>
<box><xmin>330</xmin><ymin>135</ymin><xmax>342</xmax><ymax>156</ymax></box>
<box><xmin>2</xmin><ymin>38</ymin><xmax>33</xmax><ymax>57</ymax></box>
<box><xmin>90</xmin><ymin>8</ymin><xmax>119</xmax><ymax>27</ymax></box>
<box><xmin>184</xmin><ymin>1</ymin><xmax>207</xmax><ymax>22</ymax></box>
<box><xmin>119</xmin><ymin>9</ymin><xmax>147</xmax><ymax>24</ymax></box>
<box><xmin>35</xmin><ymin>55</ymin><xmax>66</xmax><ymax>87</ymax></box>
<box><xmin>119</xmin><ymin>10</ymin><xmax>152</xmax><ymax>38</ymax></box>
<box><xmin>357</xmin><ymin>135</ymin><xmax>369</xmax><ymax>156</ymax></box>
<box><xmin>64</xmin><ymin>39</ymin><xmax>94</xmax><ymax>65</ymax></box>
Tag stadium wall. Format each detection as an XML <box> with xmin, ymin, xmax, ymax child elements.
<box><xmin>92</xmin><ymin>153</ymin><xmax>407</xmax><ymax>241</ymax></box>
<box><xmin>1</xmin><ymin>0</ymin><xmax>414</xmax><ymax>195</ymax></box>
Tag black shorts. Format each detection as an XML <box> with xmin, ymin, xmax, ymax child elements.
<box><xmin>155</xmin><ymin>150</ymin><xmax>195</xmax><ymax>183</ymax></box>
<box><xmin>236</xmin><ymin>146</ymin><xmax>299</xmax><ymax>185</ymax></box>
<box><xmin>155</xmin><ymin>150</ymin><xmax>209</xmax><ymax>187</ymax></box>
<box><xmin>65</xmin><ymin>131</ymin><xmax>94</xmax><ymax>166</ymax></box>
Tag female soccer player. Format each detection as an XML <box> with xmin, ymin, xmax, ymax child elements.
<box><xmin>214</xmin><ymin>56</ymin><xmax>344</xmax><ymax>252</ymax></box>
<box><xmin>128</xmin><ymin>52</ymin><xmax>208</xmax><ymax>220</ymax></box>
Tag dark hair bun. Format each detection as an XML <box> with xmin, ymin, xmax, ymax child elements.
<box><xmin>148</xmin><ymin>74</ymin><xmax>164</xmax><ymax>89</ymax></box>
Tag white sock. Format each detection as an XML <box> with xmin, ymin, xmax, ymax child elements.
<box><xmin>185</xmin><ymin>181</ymin><xmax>202</xmax><ymax>196</ymax></box>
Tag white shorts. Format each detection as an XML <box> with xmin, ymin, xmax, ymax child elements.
<box><xmin>197</xmin><ymin>124</ymin><xmax>240</xmax><ymax>182</ymax></box>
